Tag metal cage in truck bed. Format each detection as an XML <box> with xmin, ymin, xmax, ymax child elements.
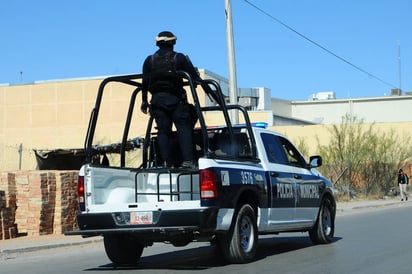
<box><xmin>83</xmin><ymin>71</ymin><xmax>259</xmax><ymax>170</ymax></box>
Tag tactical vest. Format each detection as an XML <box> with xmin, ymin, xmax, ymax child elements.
<box><xmin>149</xmin><ymin>51</ymin><xmax>184</xmax><ymax>96</ymax></box>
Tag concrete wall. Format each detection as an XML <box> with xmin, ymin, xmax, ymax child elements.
<box><xmin>273</xmin><ymin>121</ymin><xmax>412</xmax><ymax>157</ymax></box>
<box><xmin>0</xmin><ymin>79</ymin><xmax>101</xmax><ymax>171</ymax></box>
<box><xmin>0</xmin><ymin>77</ymin><xmax>164</xmax><ymax>171</ymax></box>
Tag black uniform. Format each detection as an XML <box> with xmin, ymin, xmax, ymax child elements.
<box><xmin>142</xmin><ymin>45</ymin><xmax>201</xmax><ymax>167</ymax></box>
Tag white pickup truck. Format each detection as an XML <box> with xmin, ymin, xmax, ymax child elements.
<box><xmin>65</xmin><ymin>72</ymin><xmax>336</xmax><ymax>265</ymax></box>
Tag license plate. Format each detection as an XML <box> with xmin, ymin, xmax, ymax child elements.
<box><xmin>130</xmin><ymin>211</ymin><xmax>153</xmax><ymax>225</ymax></box>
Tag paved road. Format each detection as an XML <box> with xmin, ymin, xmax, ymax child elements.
<box><xmin>1</xmin><ymin>199</ymin><xmax>412</xmax><ymax>274</ymax></box>
<box><xmin>0</xmin><ymin>197</ymin><xmax>410</xmax><ymax>257</ymax></box>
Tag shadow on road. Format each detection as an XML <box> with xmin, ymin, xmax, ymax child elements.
<box><xmin>86</xmin><ymin>236</ymin><xmax>341</xmax><ymax>271</ymax></box>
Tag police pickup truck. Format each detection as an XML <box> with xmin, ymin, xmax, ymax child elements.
<box><xmin>65</xmin><ymin>72</ymin><xmax>336</xmax><ymax>265</ymax></box>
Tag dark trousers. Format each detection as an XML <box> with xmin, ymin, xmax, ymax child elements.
<box><xmin>151</xmin><ymin>101</ymin><xmax>194</xmax><ymax>164</ymax></box>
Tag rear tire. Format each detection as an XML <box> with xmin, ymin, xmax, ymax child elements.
<box><xmin>103</xmin><ymin>234</ymin><xmax>144</xmax><ymax>265</ymax></box>
<box><xmin>309</xmin><ymin>197</ymin><xmax>335</xmax><ymax>244</ymax></box>
<box><xmin>217</xmin><ymin>204</ymin><xmax>258</xmax><ymax>263</ymax></box>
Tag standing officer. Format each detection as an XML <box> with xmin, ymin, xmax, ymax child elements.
<box><xmin>141</xmin><ymin>31</ymin><xmax>201</xmax><ymax>168</ymax></box>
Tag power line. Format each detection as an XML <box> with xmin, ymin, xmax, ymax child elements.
<box><xmin>243</xmin><ymin>0</ymin><xmax>397</xmax><ymax>89</ymax></box>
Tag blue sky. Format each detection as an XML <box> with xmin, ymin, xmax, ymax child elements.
<box><xmin>1</xmin><ymin>0</ymin><xmax>411</xmax><ymax>100</ymax></box>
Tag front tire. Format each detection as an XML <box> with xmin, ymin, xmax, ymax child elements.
<box><xmin>217</xmin><ymin>204</ymin><xmax>258</xmax><ymax>263</ymax></box>
<box><xmin>309</xmin><ymin>197</ymin><xmax>335</xmax><ymax>244</ymax></box>
<box><xmin>103</xmin><ymin>234</ymin><xmax>144</xmax><ymax>265</ymax></box>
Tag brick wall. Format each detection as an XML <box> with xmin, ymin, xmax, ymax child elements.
<box><xmin>0</xmin><ymin>170</ymin><xmax>79</xmax><ymax>240</ymax></box>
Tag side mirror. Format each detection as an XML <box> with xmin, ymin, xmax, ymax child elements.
<box><xmin>309</xmin><ymin>155</ymin><xmax>322</xmax><ymax>168</ymax></box>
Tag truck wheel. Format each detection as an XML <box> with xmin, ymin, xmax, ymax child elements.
<box><xmin>103</xmin><ymin>234</ymin><xmax>144</xmax><ymax>265</ymax></box>
<box><xmin>309</xmin><ymin>197</ymin><xmax>335</xmax><ymax>244</ymax></box>
<box><xmin>217</xmin><ymin>204</ymin><xmax>258</xmax><ymax>263</ymax></box>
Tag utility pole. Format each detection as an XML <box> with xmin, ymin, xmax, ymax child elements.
<box><xmin>224</xmin><ymin>0</ymin><xmax>239</xmax><ymax>124</ymax></box>
<box><xmin>398</xmin><ymin>40</ymin><xmax>402</xmax><ymax>94</ymax></box>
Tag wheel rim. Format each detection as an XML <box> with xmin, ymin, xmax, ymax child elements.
<box><xmin>322</xmin><ymin>206</ymin><xmax>332</xmax><ymax>236</ymax></box>
<box><xmin>240</xmin><ymin>215</ymin><xmax>254</xmax><ymax>253</ymax></box>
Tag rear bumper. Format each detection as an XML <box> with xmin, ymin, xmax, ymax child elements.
<box><xmin>65</xmin><ymin>207</ymin><xmax>218</xmax><ymax>237</ymax></box>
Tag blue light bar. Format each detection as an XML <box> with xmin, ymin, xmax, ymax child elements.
<box><xmin>232</xmin><ymin>122</ymin><xmax>268</xmax><ymax>128</ymax></box>
<box><xmin>252</xmin><ymin>122</ymin><xmax>268</xmax><ymax>128</ymax></box>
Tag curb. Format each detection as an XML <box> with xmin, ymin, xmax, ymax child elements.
<box><xmin>0</xmin><ymin>237</ymin><xmax>102</xmax><ymax>257</ymax></box>
<box><xmin>336</xmin><ymin>200</ymin><xmax>410</xmax><ymax>214</ymax></box>
<box><xmin>350</xmin><ymin>202</ymin><xmax>399</xmax><ymax>210</ymax></box>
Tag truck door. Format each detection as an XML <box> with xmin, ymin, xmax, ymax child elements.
<box><xmin>294</xmin><ymin>172</ymin><xmax>324</xmax><ymax>222</ymax></box>
<box><xmin>277</xmin><ymin>136</ymin><xmax>323</xmax><ymax>222</ymax></box>
<box><xmin>260</xmin><ymin>133</ymin><xmax>296</xmax><ymax>223</ymax></box>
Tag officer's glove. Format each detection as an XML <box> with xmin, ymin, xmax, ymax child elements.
<box><xmin>141</xmin><ymin>101</ymin><xmax>149</xmax><ymax>114</ymax></box>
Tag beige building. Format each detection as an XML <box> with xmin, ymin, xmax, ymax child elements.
<box><xmin>1</xmin><ymin>78</ymin><xmax>99</xmax><ymax>171</ymax></box>
<box><xmin>0</xmin><ymin>70</ymin><xmax>271</xmax><ymax>171</ymax></box>
<box><xmin>1</xmin><ymin>70</ymin><xmax>411</xmax><ymax>172</ymax></box>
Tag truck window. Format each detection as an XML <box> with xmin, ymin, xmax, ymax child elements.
<box><xmin>210</xmin><ymin>131</ymin><xmax>252</xmax><ymax>159</ymax></box>
<box><xmin>260</xmin><ymin>133</ymin><xmax>288</xmax><ymax>164</ymax></box>
<box><xmin>278</xmin><ymin>136</ymin><xmax>306</xmax><ymax>168</ymax></box>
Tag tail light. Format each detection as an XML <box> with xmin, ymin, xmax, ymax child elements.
<box><xmin>78</xmin><ymin>175</ymin><xmax>85</xmax><ymax>211</ymax></box>
<box><xmin>200</xmin><ymin>169</ymin><xmax>218</xmax><ymax>199</ymax></box>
